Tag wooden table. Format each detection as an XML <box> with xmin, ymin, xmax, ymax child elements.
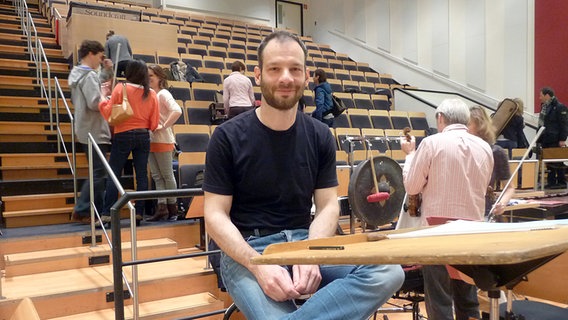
<box><xmin>252</xmin><ymin>222</ymin><xmax>568</xmax><ymax>320</ymax></box>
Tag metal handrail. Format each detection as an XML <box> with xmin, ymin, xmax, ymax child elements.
<box><xmin>53</xmin><ymin>76</ymin><xmax>77</xmax><ymax>204</ymax></box>
<box><xmin>86</xmin><ymin>133</ymin><xmax>139</xmax><ymax>317</ymax></box>
<box><xmin>36</xmin><ymin>39</ymin><xmax>53</xmax><ymax>127</ymax></box>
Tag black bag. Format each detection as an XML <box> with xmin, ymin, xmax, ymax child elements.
<box><xmin>330</xmin><ymin>94</ymin><xmax>347</xmax><ymax>117</ymax></box>
<box><xmin>517</xmin><ymin>130</ymin><xmax>530</xmax><ymax>149</ymax></box>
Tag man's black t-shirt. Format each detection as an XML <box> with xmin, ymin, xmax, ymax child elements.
<box><xmin>203</xmin><ymin>109</ymin><xmax>338</xmax><ymax>230</ymax></box>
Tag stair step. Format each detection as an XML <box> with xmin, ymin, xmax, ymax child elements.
<box><xmin>0</xmin><ymin>152</ymin><xmax>87</xmax><ymax>170</ymax></box>
<box><xmin>0</xmin><ymin>57</ymin><xmax>69</xmax><ymax>72</ymax></box>
<box><xmin>0</xmin><ymin>96</ymin><xmax>71</xmax><ymax>108</ymax></box>
<box><xmin>2</xmin><ymin>257</ymin><xmax>219</xmax><ymax>318</ymax></box>
<box><xmin>4</xmin><ymin>238</ymin><xmax>179</xmax><ymax>276</ymax></box>
<box><xmin>2</xmin><ymin>192</ymin><xmax>77</xmax><ymax>211</ymax></box>
<box><xmin>0</xmin><ymin>121</ymin><xmax>71</xmax><ymax>135</ymax></box>
<box><xmin>48</xmin><ymin>292</ymin><xmax>224</xmax><ymax>320</ymax></box>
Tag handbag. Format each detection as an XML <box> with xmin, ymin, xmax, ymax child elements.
<box><xmin>108</xmin><ymin>83</ymin><xmax>133</xmax><ymax>126</ymax></box>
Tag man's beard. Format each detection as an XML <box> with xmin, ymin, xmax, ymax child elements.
<box><xmin>260</xmin><ymin>79</ymin><xmax>303</xmax><ymax>111</ymax></box>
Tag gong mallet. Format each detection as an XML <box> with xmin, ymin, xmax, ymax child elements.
<box><xmin>365</xmin><ymin>138</ymin><xmax>391</xmax><ymax>203</ymax></box>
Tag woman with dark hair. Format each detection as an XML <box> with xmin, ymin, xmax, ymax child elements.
<box><xmin>146</xmin><ymin>64</ymin><xmax>182</xmax><ymax>221</ymax></box>
<box><xmin>99</xmin><ymin>60</ymin><xmax>160</xmax><ymax>225</ymax></box>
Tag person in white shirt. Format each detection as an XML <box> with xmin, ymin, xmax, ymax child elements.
<box><xmin>223</xmin><ymin>60</ymin><xmax>255</xmax><ymax>119</ymax></box>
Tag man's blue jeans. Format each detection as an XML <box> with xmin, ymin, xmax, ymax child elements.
<box><xmin>103</xmin><ymin>129</ymin><xmax>150</xmax><ymax>216</ymax></box>
<box><xmin>220</xmin><ymin>229</ymin><xmax>404</xmax><ymax>320</ymax></box>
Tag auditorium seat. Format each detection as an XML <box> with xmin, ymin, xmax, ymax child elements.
<box><xmin>197</xmin><ymin>67</ymin><xmax>222</xmax><ymax>84</ymax></box>
<box><xmin>371</xmin><ymin>94</ymin><xmax>391</xmax><ymax>111</ymax></box>
<box><xmin>334</xmin><ymin>92</ymin><xmax>355</xmax><ymax>109</ymax></box>
<box><xmin>328</xmin><ymin>59</ymin><xmax>343</xmax><ymax>70</ymax></box>
<box><xmin>174</xmin><ymin>100</ymin><xmax>187</xmax><ymax>124</ymax></box>
<box><xmin>133</xmin><ymin>50</ymin><xmax>156</xmax><ymax>64</ymax></box>
<box><xmin>246</xmin><ymin>60</ymin><xmax>258</xmax><ymax>72</ymax></box>
<box><xmin>408</xmin><ymin>111</ymin><xmax>430</xmax><ymax>131</ymax></box>
<box><xmin>380</xmin><ymin>73</ymin><xmax>396</xmax><ymax>85</ymax></box>
<box><xmin>350</xmin><ymin>71</ymin><xmax>366</xmax><ymax>82</ymax></box>
<box><xmin>207</xmin><ymin>46</ymin><xmax>228</xmax><ymax>59</ymax></box>
<box><xmin>227</xmin><ymin>48</ymin><xmax>246</xmax><ymax>60</ymax></box>
<box><xmin>335</xmin><ymin>128</ymin><xmax>365</xmax><ymax>153</ymax></box>
<box><xmin>229</xmin><ymin>40</ymin><xmax>246</xmax><ymax>50</ymax></box>
<box><xmin>365</xmin><ymin>72</ymin><xmax>380</xmax><ymax>83</ymax></box>
<box><xmin>333</xmin><ymin>113</ymin><xmax>350</xmax><ymax>128</ymax></box>
<box><xmin>214</xmin><ymin>31</ymin><xmax>231</xmax><ymax>41</ymax></box>
<box><xmin>308</xmin><ymin>49</ymin><xmax>323</xmax><ymax>59</ymax></box>
<box><xmin>359</xmin><ymin>82</ymin><xmax>376</xmax><ymax>94</ymax></box>
<box><xmin>231</xmin><ymin>32</ymin><xmax>247</xmax><ymax>43</ymax></box>
<box><xmin>356</xmin><ymin>62</ymin><xmax>372</xmax><ymax>73</ymax></box>
<box><xmin>192</xmin><ymin>82</ymin><xmax>220</xmax><ymax>101</ymax></box>
<box><xmin>180</xmin><ymin>53</ymin><xmax>203</xmax><ymax>68</ymax></box>
<box><xmin>327</xmin><ymin>79</ymin><xmax>344</xmax><ymax>93</ymax></box>
<box><xmin>342</xmin><ymin>80</ymin><xmax>360</xmax><ymax>93</ymax></box>
<box><xmin>202</xmin><ymin>56</ymin><xmax>225</xmax><ymax>70</ymax></box>
<box><xmin>302</xmin><ymin>90</ymin><xmax>314</xmax><ymax>108</ymax></box>
<box><xmin>347</xmin><ymin>108</ymin><xmax>372</xmax><ymax>129</ymax></box>
<box><xmin>334</xmin><ymin>69</ymin><xmax>351</xmax><ymax>81</ymax></box>
<box><xmin>180</xmin><ymin>26</ymin><xmax>198</xmax><ymax>36</ymax></box>
<box><xmin>157</xmin><ymin>51</ymin><xmax>179</xmax><ymax>65</ymax></box>
<box><xmin>211</xmin><ymin>37</ymin><xmax>229</xmax><ymax>48</ymax></box>
<box><xmin>187</xmin><ymin>43</ymin><xmax>208</xmax><ymax>56</ymax></box>
<box><xmin>352</xmin><ymin>93</ymin><xmax>374</xmax><ymax>110</ymax></box>
<box><xmin>246</xmin><ymin>50</ymin><xmax>258</xmax><ymax>61</ymax></box>
<box><xmin>191</xmin><ymin>36</ymin><xmax>211</xmax><ymax>47</ymax></box>
<box><xmin>177</xmin><ymin>34</ymin><xmax>192</xmax><ymax>45</ymax></box>
<box><xmin>313</xmin><ymin>57</ymin><xmax>329</xmax><ymax>68</ymax></box>
<box><xmin>169</xmin><ymin>81</ymin><xmax>192</xmax><ymax>102</ymax></box>
<box><xmin>173</xmin><ymin>124</ymin><xmax>210</xmax><ymax>152</ymax></box>
<box><xmin>361</xmin><ymin>128</ymin><xmax>389</xmax><ymax>153</ymax></box>
<box><xmin>384</xmin><ymin>129</ymin><xmax>404</xmax><ymax>150</ymax></box>
<box><xmin>336</xmin><ymin>150</ymin><xmax>349</xmax><ymax>165</ymax></box>
<box><xmin>389</xmin><ymin>111</ymin><xmax>411</xmax><ymax>129</ymax></box>
<box><xmin>369</xmin><ymin>110</ymin><xmax>393</xmax><ymax>129</ymax></box>
<box><xmin>342</xmin><ymin>60</ymin><xmax>357</xmax><ymax>71</ymax></box>
<box><xmin>186</xmin><ymin>102</ymin><xmax>212</xmax><ymax>125</ymax></box>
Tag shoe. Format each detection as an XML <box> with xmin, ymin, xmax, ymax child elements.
<box><xmin>147</xmin><ymin>203</ymin><xmax>168</xmax><ymax>221</ymax></box>
<box><xmin>167</xmin><ymin>204</ymin><xmax>179</xmax><ymax>220</ymax></box>
<box><xmin>94</xmin><ymin>215</ymin><xmax>112</xmax><ymax>228</ymax></box>
<box><xmin>70</xmin><ymin>210</ymin><xmax>91</xmax><ymax>224</ymax></box>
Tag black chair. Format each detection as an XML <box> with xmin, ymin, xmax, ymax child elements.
<box><xmin>408</xmin><ymin>112</ymin><xmax>430</xmax><ymax>131</ymax></box>
<box><xmin>169</xmin><ymin>85</ymin><xmax>191</xmax><ymax>102</ymax></box>
<box><xmin>176</xmin><ymin>133</ymin><xmax>210</xmax><ymax>152</ymax></box>
<box><xmin>369</xmin><ymin>111</ymin><xmax>393</xmax><ymax>129</ymax></box>
<box><xmin>186</xmin><ymin>107</ymin><xmax>212</xmax><ymax>125</ymax></box>
<box><xmin>389</xmin><ymin>111</ymin><xmax>411</xmax><ymax>129</ymax></box>
<box><xmin>347</xmin><ymin>109</ymin><xmax>372</xmax><ymax>129</ymax></box>
<box><xmin>333</xmin><ymin>113</ymin><xmax>350</xmax><ymax>128</ymax></box>
<box><xmin>133</xmin><ymin>52</ymin><xmax>156</xmax><ymax>64</ymax></box>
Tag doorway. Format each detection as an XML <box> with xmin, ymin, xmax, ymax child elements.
<box><xmin>276</xmin><ymin>0</ymin><xmax>303</xmax><ymax>36</ymax></box>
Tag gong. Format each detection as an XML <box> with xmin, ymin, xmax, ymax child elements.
<box><xmin>348</xmin><ymin>156</ymin><xmax>405</xmax><ymax>226</ymax></box>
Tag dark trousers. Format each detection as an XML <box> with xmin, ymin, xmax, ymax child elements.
<box><xmin>423</xmin><ymin>265</ymin><xmax>480</xmax><ymax>320</ymax></box>
<box><xmin>116</xmin><ymin>60</ymin><xmax>130</xmax><ymax>77</ymax></box>
<box><xmin>74</xmin><ymin>143</ymin><xmax>110</xmax><ymax>217</ymax></box>
<box><xmin>103</xmin><ymin>129</ymin><xmax>150</xmax><ymax>216</ymax></box>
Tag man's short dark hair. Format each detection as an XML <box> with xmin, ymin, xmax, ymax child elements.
<box><xmin>78</xmin><ymin>40</ymin><xmax>104</xmax><ymax>61</ymax></box>
<box><xmin>257</xmin><ymin>30</ymin><xmax>307</xmax><ymax>70</ymax></box>
<box><xmin>231</xmin><ymin>60</ymin><xmax>246</xmax><ymax>72</ymax></box>
<box><xmin>314</xmin><ymin>69</ymin><xmax>327</xmax><ymax>82</ymax></box>
<box><xmin>541</xmin><ymin>86</ymin><xmax>555</xmax><ymax>98</ymax></box>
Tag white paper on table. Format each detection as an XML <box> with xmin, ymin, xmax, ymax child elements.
<box><xmin>389</xmin><ymin>219</ymin><xmax>568</xmax><ymax>239</ymax></box>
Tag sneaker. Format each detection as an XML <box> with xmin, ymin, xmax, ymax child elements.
<box><xmin>94</xmin><ymin>215</ymin><xmax>112</xmax><ymax>228</ymax></box>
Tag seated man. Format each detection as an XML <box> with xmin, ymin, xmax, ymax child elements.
<box><xmin>203</xmin><ymin>30</ymin><xmax>404</xmax><ymax>320</ymax></box>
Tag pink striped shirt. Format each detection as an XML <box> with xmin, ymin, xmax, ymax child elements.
<box><xmin>403</xmin><ymin>124</ymin><xmax>493</xmax><ymax>226</ymax></box>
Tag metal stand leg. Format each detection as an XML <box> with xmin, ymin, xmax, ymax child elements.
<box><xmin>488</xmin><ymin>290</ymin><xmax>501</xmax><ymax>320</ymax></box>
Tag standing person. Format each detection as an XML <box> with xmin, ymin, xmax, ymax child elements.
<box><xmin>311</xmin><ymin>68</ymin><xmax>334</xmax><ymax>127</ymax></box>
<box><xmin>146</xmin><ymin>64</ymin><xmax>182</xmax><ymax>221</ymax></box>
<box><xmin>401</xmin><ymin>99</ymin><xmax>493</xmax><ymax>320</ymax></box>
<box><xmin>469</xmin><ymin>105</ymin><xmax>515</xmax><ymax>217</ymax></box>
<box><xmin>538</xmin><ymin>87</ymin><xmax>568</xmax><ymax>189</ymax></box>
<box><xmin>496</xmin><ymin>98</ymin><xmax>527</xmax><ymax>158</ymax></box>
<box><xmin>223</xmin><ymin>60</ymin><xmax>255</xmax><ymax>119</ymax></box>
<box><xmin>203</xmin><ymin>30</ymin><xmax>404</xmax><ymax>320</ymax></box>
<box><xmin>99</xmin><ymin>60</ymin><xmax>159</xmax><ymax>225</ymax></box>
<box><xmin>68</xmin><ymin>40</ymin><xmax>113</xmax><ymax>223</ymax></box>
<box><xmin>104</xmin><ymin>30</ymin><xmax>133</xmax><ymax>77</ymax></box>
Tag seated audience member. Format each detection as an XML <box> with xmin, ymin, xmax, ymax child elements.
<box><xmin>223</xmin><ymin>60</ymin><xmax>255</xmax><ymax>119</ymax></box>
<box><xmin>203</xmin><ymin>30</ymin><xmax>404</xmax><ymax>320</ymax></box>
<box><xmin>311</xmin><ymin>68</ymin><xmax>334</xmax><ymax>127</ymax></box>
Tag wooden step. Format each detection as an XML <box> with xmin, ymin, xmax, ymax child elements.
<box><xmin>2</xmin><ymin>206</ymin><xmax>132</xmax><ymax>228</ymax></box>
<box><xmin>0</xmin><ymin>222</ymin><xmax>202</xmax><ymax>270</ymax></box>
<box><xmin>0</xmin><ymin>153</ymin><xmax>85</xmax><ymax>169</ymax></box>
<box><xmin>48</xmin><ymin>293</ymin><xmax>224</xmax><ymax>320</ymax></box>
<box><xmin>2</xmin><ymin>192</ymin><xmax>77</xmax><ymax>211</ymax></box>
<box><xmin>0</xmin><ymin>121</ymin><xmax>71</xmax><ymax>135</ymax></box>
<box><xmin>0</xmin><ymin>57</ymin><xmax>68</xmax><ymax>72</ymax></box>
<box><xmin>4</xmin><ymin>238</ymin><xmax>179</xmax><ymax>276</ymax></box>
<box><xmin>0</xmin><ymin>22</ymin><xmax>52</xmax><ymax>35</ymax></box>
<box><xmin>0</xmin><ymin>96</ymin><xmax>72</xmax><ymax>109</ymax></box>
<box><xmin>2</xmin><ymin>257</ymin><xmax>219</xmax><ymax>318</ymax></box>
<box><xmin>0</xmin><ymin>75</ymin><xmax>69</xmax><ymax>90</ymax></box>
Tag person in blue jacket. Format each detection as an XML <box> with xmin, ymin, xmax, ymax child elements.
<box><xmin>311</xmin><ymin>68</ymin><xmax>334</xmax><ymax>127</ymax></box>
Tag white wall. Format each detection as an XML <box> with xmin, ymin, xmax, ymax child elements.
<box><xmin>165</xmin><ymin>0</ymin><xmax>274</xmax><ymax>25</ymax></box>
<box><xmin>305</xmin><ymin>0</ymin><xmax>537</xmax><ymax>124</ymax></box>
